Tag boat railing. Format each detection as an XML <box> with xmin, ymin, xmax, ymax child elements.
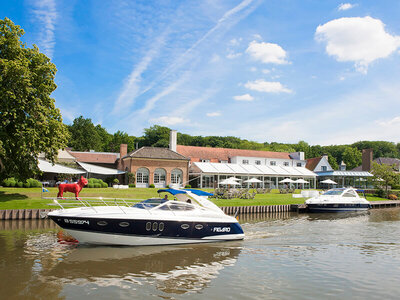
<box><xmin>45</xmin><ymin>196</ymin><xmax>141</xmax><ymax>210</ymax></box>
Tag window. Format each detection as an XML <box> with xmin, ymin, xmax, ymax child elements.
<box><xmin>297</xmin><ymin>162</ymin><xmax>302</xmax><ymax>167</ymax></box>
<box><xmin>270</xmin><ymin>161</ymin><xmax>276</xmax><ymax>166</ymax></box>
<box><xmin>154</xmin><ymin>168</ymin><xmax>166</xmax><ymax>184</ymax></box>
<box><xmin>283</xmin><ymin>162</ymin><xmax>289</xmax><ymax>166</ymax></box>
<box><xmin>136</xmin><ymin>168</ymin><xmax>149</xmax><ymax>184</ymax></box>
<box><xmin>171</xmin><ymin>168</ymin><xmax>183</xmax><ymax>184</ymax></box>
<box><xmin>242</xmin><ymin>159</ymin><xmax>249</xmax><ymax>164</ymax></box>
<box><xmin>322</xmin><ymin>166</ymin><xmax>327</xmax><ymax>171</ymax></box>
<box><xmin>220</xmin><ymin>160</ymin><xmax>228</xmax><ymax>163</ymax></box>
<box><xmin>255</xmin><ymin>160</ymin><xmax>261</xmax><ymax>165</ymax></box>
<box><xmin>200</xmin><ymin>159</ymin><xmax>210</xmax><ymax>162</ymax></box>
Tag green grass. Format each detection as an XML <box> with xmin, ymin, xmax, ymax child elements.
<box><xmin>0</xmin><ymin>187</ymin><xmax>389</xmax><ymax>210</ymax></box>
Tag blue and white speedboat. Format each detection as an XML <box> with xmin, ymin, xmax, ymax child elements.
<box><xmin>48</xmin><ymin>189</ymin><xmax>244</xmax><ymax>246</ymax></box>
<box><xmin>305</xmin><ymin>187</ymin><xmax>371</xmax><ymax>212</ymax></box>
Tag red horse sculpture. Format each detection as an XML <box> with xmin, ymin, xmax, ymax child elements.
<box><xmin>57</xmin><ymin>176</ymin><xmax>88</xmax><ymax>199</ymax></box>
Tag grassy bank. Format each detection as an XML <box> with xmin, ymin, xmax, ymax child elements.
<box><xmin>0</xmin><ymin>187</ymin><xmax>386</xmax><ymax>210</ymax></box>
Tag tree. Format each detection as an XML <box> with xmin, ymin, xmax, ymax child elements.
<box><xmin>68</xmin><ymin>116</ymin><xmax>102</xmax><ymax>151</ymax></box>
<box><xmin>342</xmin><ymin>146</ymin><xmax>362</xmax><ymax>170</ymax></box>
<box><xmin>0</xmin><ymin>18</ymin><xmax>69</xmax><ymax>180</ymax></box>
<box><xmin>142</xmin><ymin>125</ymin><xmax>170</xmax><ymax>147</ymax></box>
<box><xmin>371</xmin><ymin>162</ymin><xmax>399</xmax><ymax>196</ymax></box>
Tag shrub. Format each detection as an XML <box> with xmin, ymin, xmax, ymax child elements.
<box><xmin>185</xmin><ymin>184</ymin><xmax>191</xmax><ymax>188</ymax></box>
<box><xmin>17</xmin><ymin>181</ymin><xmax>24</xmax><ymax>188</ymax></box>
<box><xmin>375</xmin><ymin>188</ymin><xmax>386</xmax><ymax>198</ymax></box>
<box><xmin>27</xmin><ymin>178</ymin><xmax>41</xmax><ymax>187</ymax></box>
<box><xmin>23</xmin><ymin>182</ymin><xmax>31</xmax><ymax>188</ymax></box>
<box><xmin>166</xmin><ymin>185</ymin><xmax>170</xmax><ymax>188</ymax></box>
<box><xmin>94</xmin><ymin>183</ymin><xmax>101</xmax><ymax>188</ymax></box>
<box><xmin>101</xmin><ymin>182</ymin><xmax>108</xmax><ymax>188</ymax></box>
<box><xmin>149</xmin><ymin>184</ymin><xmax>155</xmax><ymax>188</ymax></box>
<box><xmin>388</xmin><ymin>194</ymin><xmax>398</xmax><ymax>200</ymax></box>
<box><xmin>9</xmin><ymin>178</ymin><xmax>16</xmax><ymax>187</ymax></box>
<box><xmin>113</xmin><ymin>178</ymin><xmax>119</xmax><ymax>184</ymax></box>
<box><xmin>129</xmin><ymin>184</ymin><xmax>135</xmax><ymax>188</ymax></box>
<box><xmin>88</xmin><ymin>183</ymin><xmax>95</xmax><ymax>188</ymax></box>
<box><xmin>3</xmin><ymin>178</ymin><xmax>12</xmax><ymax>187</ymax></box>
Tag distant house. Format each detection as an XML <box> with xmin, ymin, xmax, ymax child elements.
<box><xmin>306</xmin><ymin>154</ymin><xmax>372</xmax><ymax>188</ymax></box>
<box><xmin>352</xmin><ymin>149</ymin><xmax>400</xmax><ymax>172</ymax></box>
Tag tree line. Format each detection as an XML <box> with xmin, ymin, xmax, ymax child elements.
<box><xmin>68</xmin><ymin>117</ymin><xmax>400</xmax><ymax>171</ymax></box>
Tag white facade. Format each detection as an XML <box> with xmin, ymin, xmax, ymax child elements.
<box><xmin>313</xmin><ymin>155</ymin><xmax>333</xmax><ymax>172</ymax></box>
<box><xmin>230</xmin><ymin>156</ymin><xmax>306</xmax><ymax>168</ymax></box>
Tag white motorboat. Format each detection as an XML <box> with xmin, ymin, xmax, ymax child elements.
<box><xmin>305</xmin><ymin>187</ymin><xmax>371</xmax><ymax>212</ymax></box>
<box><xmin>48</xmin><ymin>189</ymin><xmax>244</xmax><ymax>246</ymax></box>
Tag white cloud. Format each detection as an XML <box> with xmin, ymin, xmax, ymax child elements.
<box><xmin>30</xmin><ymin>0</ymin><xmax>57</xmax><ymax>59</ymax></box>
<box><xmin>250</xmin><ymin>67</ymin><xmax>257</xmax><ymax>72</ymax></box>
<box><xmin>262</xmin><ymin>69</ymin><xmax>271</xmax><ymax>74</ymax></box>
<box><xmin>229</xmin><ymin>38</ymin><xmax>242</xmax><ymax>46</ymax></box>
<box><xmin>226</xmin><ymin>52</ymin><xmax>242</xmax><ymax>59</ymax></box>
<box><xmin>150</xmin><ymin>116</ymin><xmax>186</xmax><ymax>126</ymax></box>
<box><xmin>207</xmin><ymin>112</ymin><xmax>221</xmax><ymax>117</ymax></box>
<box><xmin>246</xmin><ymin>41</ymin><xmax>289</xmax><ymax>64</ymax></box>
<box><xmin>376</xmin><ymin>116</ymin><xmax>400</xmax><ymax>127</ymax></box>
<box><xmin>244</xmin><ymin>80</ymin><xmax>292</xmax><ymax>93</ymax></box>
<box><xmin>338</xmin><ymin>3</ymin><xmax>355</xmax><ymax>11</ymax></box>
<box><xmin>315</xmin><ymin>16</ymin><xmax>400</xmax><ymax>73</ymax></box>
<box><xmin>233</xmin><ymin>94</ymin><xmax>254</xmax><ymax>101</ymax></box>
<box><xmin>252</xmin><ymin>33</ymin><xmax>262</xmax><ymax>40</ymax></box>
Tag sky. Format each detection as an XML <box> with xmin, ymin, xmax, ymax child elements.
<box><xmin>2</xmin><ymin>0</ymin><xmax>400</xmax><ymax>145</ymax></box>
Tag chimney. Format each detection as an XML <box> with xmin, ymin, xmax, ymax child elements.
<box><xmin>169</xmin><ymin>130</ymin><xmax>177</xmax><ymax>152</ymax></box>
<box><xmin>120</xmin><ymin>144</ymin><xmax>128</xmax><ymax>158</ymax></box>
<box><xmin>362</xmin><ymin>149</ymin><xmax>373</xmax><ymax>171</ymax></box>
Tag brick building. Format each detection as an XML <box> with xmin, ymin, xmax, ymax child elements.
<box><xmin>119</xmin><ymin>146</ymin><xmax>190</xmax><ymax>188</ymax></box>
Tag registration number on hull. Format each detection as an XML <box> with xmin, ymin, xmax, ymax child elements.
<box><xmin>64</xmin><ymin>219</ymin><xmax>90</xmax><ymax>225</ymax></box>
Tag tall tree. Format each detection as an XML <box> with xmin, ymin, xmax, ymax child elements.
<box><xmin>142</xmin><ymin>125</ymin><xmax>171</xmax><ymax>147</ymax></box>
<box><xmin>0</xmin><ymin>18</ymin><xmax>69</xmax><ymax>180</ymax></box>
<box><xmin>371</xmin><ymin>162</ymin><xmax>399</xmax><ymax>196</ymax></box>
<box><xmin>68</xmin><ymin>116</ymin><xmax>102</xmax><ymax>151</ymax></box>
<box><xmin>342</xmin><ymin>146</ymin><xmax>362</xmax><ymax>170</ymax></box>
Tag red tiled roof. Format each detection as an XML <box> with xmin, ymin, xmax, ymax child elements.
<box><xmin>69</xmin><ymin>151</ymin><xmax>119</xmax><ymax>164</ymax></box>
<box><xmin>176</xmin><ymin>145</ymin><xmax>291</xmax><ymax>162</ymax></box>
<box><xmin>305</xmin><ymin>157</ymin><xmax>322</xmax><ymax>171</ymax></box>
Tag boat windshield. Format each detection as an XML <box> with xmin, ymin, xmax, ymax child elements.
<box><xmin>322</xmin><ymin>190</ymin><xmax>343</xmax><ymax>196</ymax></box>
<box><xmin>132</xmin><ymin>198</ymin><xmax>167</xmax><ymax>209</ymax></box>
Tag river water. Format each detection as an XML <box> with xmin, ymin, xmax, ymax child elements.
<box><xmin>1</xmin><ymin>209</ymin><xmax>400</xmax><ymax>299</ymax></box>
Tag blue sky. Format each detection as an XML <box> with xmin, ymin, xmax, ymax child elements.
<box><xmin>3</xmin><ymin>0</ymin><xmax>400</xmax><ymax>145</ymax></box>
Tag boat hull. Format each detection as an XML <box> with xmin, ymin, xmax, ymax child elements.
<box><xmin>307</xmin><ymin>203</ymin><xmax>371</xmax><ymax>212</ymax></box>
<box><xmin>49</xmin><ymin>215</ymin><xmax>244</xmax><ymax>246</ymax></box>
<box><xmin>63</xmin><ymin>229</ymin><xmax>244</xmax><ymax>246</ymax></box>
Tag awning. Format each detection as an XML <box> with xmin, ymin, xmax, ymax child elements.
<box><xmin>191</xmin><ymin>162</ymin><xmax>316</xmax><ymax>177</ymax></box>
<box><xmin>316</xmin><ymin>171</ymin><xmax>373</xmax><ymax>177</ymax></box>
<box><xmin>38</xmin><ymin>159</ymin><xmax>86</xmax><ymax>174</ymax></box>
<box><xmin>77</xmin><ymin>161</ymin><xmax>125</xmax><ymax>175</ymax></box>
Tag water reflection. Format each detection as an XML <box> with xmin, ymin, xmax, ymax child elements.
<box><xmin>47</xmin><ymin>243</ymin><xmax>242</xmax><ymax>295</ymax></box>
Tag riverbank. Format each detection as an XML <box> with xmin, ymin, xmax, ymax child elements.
<box><xmin>0</xmin><ymin>187</ymin><xmax>386</xmax><ymax>210</ymax></box>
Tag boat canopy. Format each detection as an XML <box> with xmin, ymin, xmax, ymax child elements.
<box><xmin>184</xmin><ymin>189</ymin><xmax>213</xmax><ymax>196</ymax></box>
<box><xmin>157</xmin><ymin>188</ymin><xmax>213</xmax><ymax>196</ymax></box>
<box><xmin>157</xmin><ymin>189</ymin><xmax>188</xmax><ymax>195</ymax></box>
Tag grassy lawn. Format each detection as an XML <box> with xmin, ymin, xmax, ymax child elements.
<box><xmin>0</xmin><ymin>187</ymin><xmax>388</xmax><ymax>210</ymax></box>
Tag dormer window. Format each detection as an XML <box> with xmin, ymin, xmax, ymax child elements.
<box><xmin>270</xmin><ymin>161</ymin><xmax>276</xmax><ymax>166</ymax></box>
<box><xmin>322</xmin><ymin>166</ymin><xmax>327</xmax><ymax>171</ymax></box>
<box><xmin>255</xmin><ymin>160</ymin><xmax>261</xmax><ymax>165</ymax></box>
<box><xmin>242</xmin><ymin>159</ymin><xmax>249</xmax><ymax>164</ymax></box>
